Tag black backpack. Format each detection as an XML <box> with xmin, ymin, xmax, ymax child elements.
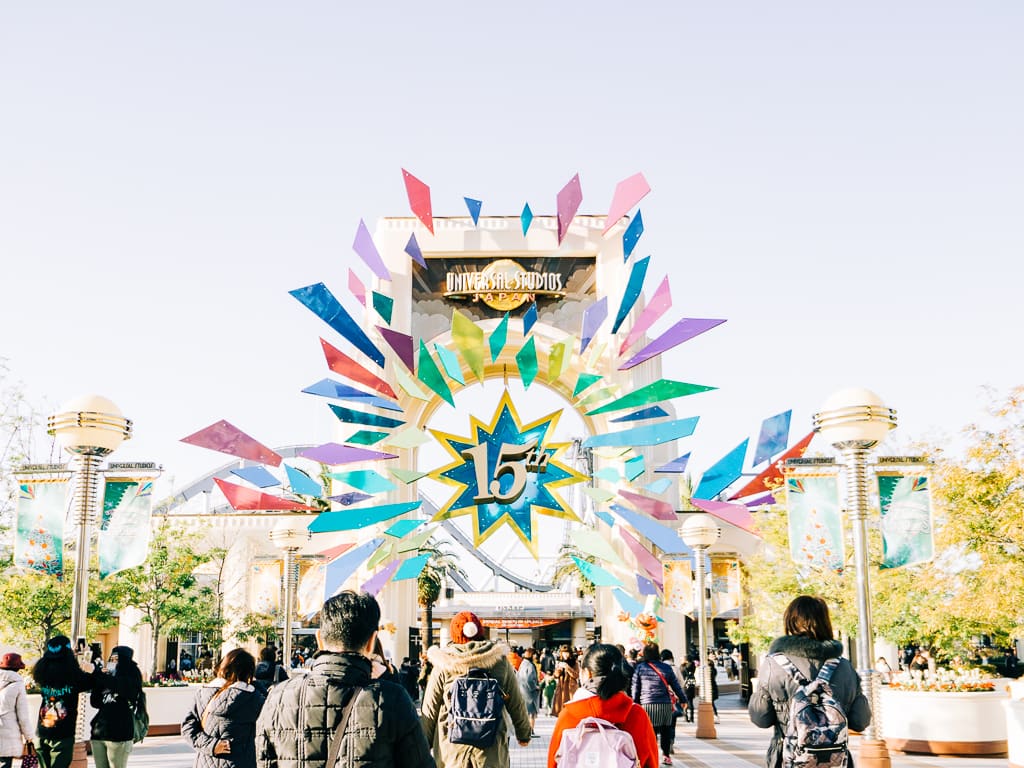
<box><xmin>448</xmin><ymin>668</ymin><xmax>506</xmax><ymax>748</ymax></box>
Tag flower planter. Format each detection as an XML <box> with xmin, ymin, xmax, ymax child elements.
<box><xmin>27</xmin><ymin>684</ymin><xmax>197</xmax><ymax>737</ymax></box>
<box><xmin>880</xmin><ymin>685</ymin><xmax>1009</xmax><ymax>756</ymax></box>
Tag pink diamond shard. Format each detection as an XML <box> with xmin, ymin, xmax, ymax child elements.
<box><xmin>214</xmin><ymin>478</ymin><xmax>315</xmax><ymax>511</ymax></box>
<box><xmin>353</xmin><ymin>219</ymin><xmax>390</xmax><ymax>281</ymax></box>
<box><xmin>619</xmin><ymin>276</ymin><xmax>671</xmax><ymax>356</ymax></box>
<box><xmin>402</xmin><ymin>168</ymin><xmax>434</xmax><ymax>234</ymax></box>
<box><xmin>603</xmin><ymin>172</ymin><xmax>651</xmax><ymax>234</ymax></box>
<box><xmin>378</xmin><ymin>327</ymin><xmax>415</xmax><ymax>372</ymax></box>
<box><xmin>348</xmin><ymin>269</ymin><xmax>367</xmax><ymax>306</ymax></box>
<box><xmin>556</xmin><ymin>173</ymin><xmax>583</xmax><ymax>244</ymax></box>
<box><xmin>299</xmin><ymin>442</ymin><xmax>398</xmax><ymax>465</ymax></box>
<box><xmin>618</xmin><ymin>489</ymin><xmax>676</xmax><ymax>521</ymax></box>
<box><xmin>619</xmin><ymin>529</ymin><xmax>665</xmax><ymax>587</ymax></box>
<box><xmin>620</xmin><ymin>317</ymin><xmax>727</xmax><ymax>370</ymax></box>
<box><xmin>689</xmin><ymin>498</ymin><xmax>755</xmax><ymax>533</ymax></box>
<box><xmin>181</xmin><ymin>420</ymin><xmax>282</xmax><ymax>467</ymax></box>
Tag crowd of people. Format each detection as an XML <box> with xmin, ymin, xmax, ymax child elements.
<box><xmin>0</xmin><ymin>593</ymin><xmax>886</xmax><ymax>768</ymax></box>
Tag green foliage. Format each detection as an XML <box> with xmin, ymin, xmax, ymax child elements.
<box><xmin>416</xmin><ymin>540</ymin><xmax>466</xmax><ymax>608</ymax></box>
<box><xmin>234</xmin><ymin>611</ymin><xmax>279</xmax><ymax>645</ymax></box>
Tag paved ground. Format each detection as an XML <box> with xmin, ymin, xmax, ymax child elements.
<box><xmin>118</xmin><ymin>692</ymin><xmax>1006</xmax><ymax>768</ymax></box>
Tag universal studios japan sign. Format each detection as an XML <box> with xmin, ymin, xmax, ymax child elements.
<box><xmin>444</xmin><ymin>259</ymin><xmax>566</xmax><ymax>312</ymax></box>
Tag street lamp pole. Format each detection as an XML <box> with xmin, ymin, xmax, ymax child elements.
<box><xmin>681</xmin><ymin>514</ymin><xmax>720</xmax><ymax>740</ymax></box>
<box><xmin>270</xmin><ymin>520</ymin><xmax>309</xmax><ymax>672</ymax></box>
<box><xmin>47</xmin><ymin>395</ymin><xmax>132</xmax><ymax>765</ymax></box>
<box><xmin>813</xmin><ymin>387</ymin><xmax>896</xmax><ymax>768</ymax></box>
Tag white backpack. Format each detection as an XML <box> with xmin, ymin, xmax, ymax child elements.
<box><xmin>554</xmin><ymin>717</ymin><xmax>639</xmax><ymax>768</ymax></box>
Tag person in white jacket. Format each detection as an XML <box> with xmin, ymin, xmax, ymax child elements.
<box><xmin>0</xmin><ymin>653</ymin><xmax>33</xmax><ymax>768</ymax></box>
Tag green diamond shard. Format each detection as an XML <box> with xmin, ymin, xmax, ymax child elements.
<box><xmin>367</xmin><ymin>540</ymin><xmax>396</xmax><ymax>569</ymax></box>
<box><xmin>452</xmin><ymin>310</ymin><xmax>486</xmax><ymax>381</ymax></box>
<box><xmin>347</xmin><ymin>430</ymin><xmax>388</xmax><ymax>446</ymax></box>
<box><xmin>417</xmin><ymin>340</ymin><xmax>455</xmax><ymax>406</ymax></box>
<box><xmin>573</xmin><ymin>372</ymin><xmax>603</xmax><ymax>398</ymax></box>
<box><xmin>489</xmin><ymin>312</ymin><xmax>510</xmax><ymax>362</ymax></box>
<box><xmin>516</xmin><ymin>337</ymin><xmax>538</xmax><ymax>389</ymax></box>
<box><xmin>586</xmin><ymin>379</ymin><xmax>717</xmax><ymax>416</ymax></box>
<box><xmin>547</xmin><ymin>340</ymin><xmax>567</xmax><ymax>383</ymax></box>
<box><xmin>395</xmin><ymin>366</ymin><xmax>430</xmax><ymax>400</ymax></box>
<box><xmin>434</xmin><ymin>343</ymin><xmax>465</xmax><ymax>385</ymax></box>
<box><xmin>389</xmin><ymin>468</ymin><xmax>429</xmax><ymax>484</ymax></box>
<box><xmin>579</xmin><ymin>386</ymin><xmax>619</xmax><ymax>408</ymax></box>
<box><xmin>372</xmin><ymin>291</ymin><xmax>394</xmax><ymax>325</ymax></box>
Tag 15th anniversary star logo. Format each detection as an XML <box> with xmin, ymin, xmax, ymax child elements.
<box><xmin>428</xmin><ymin>390</ymin><xmax>588</xmax><ymax>558</ymax></box>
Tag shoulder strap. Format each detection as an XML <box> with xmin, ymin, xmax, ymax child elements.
<box><xmin>816</xmin><ymin>658</ymin><xmax>841</xmax><ymax>684</ymax></box>
<box><xmin>770</xmin><ymin>653</ymin><xmax>809</xmax><ymax>686</ymax></box>
<box><xmin>324</xmin><ymin>687</ymin><xmax>363</xmax><ymax>768</ymax></box>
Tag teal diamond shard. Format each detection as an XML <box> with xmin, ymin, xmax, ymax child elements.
<box><xmin>434</xmin><ymin>343</ymin><xmax>465</xmax><ymax>385</ymax></box>
<box><xmin>612</xmin><ymin>256</ymin><xmax>649</xmax><ymax>334</ymax></box>
<box><xmin>489</xmin><ymin>313</ymin><xmax>510</xmax><ymax>361</ymax></box>
<box><xmin>582</xmin><ymin>417</ymin><xmax>699</xmax><ymax>448</ymax></box>
<box><xmin>328</xmin><ymin>404</ymin><xmax>404</xmax><ymax>429</ymax></box>
<box><xmin>308</xmin><ymin>501</ymin><xmax>422</xmax><ymax>532</ymax></box>
<box><xmin>693</xmin><ymin>439</ymin><xmax>748</xmax><ymax>499</ymax></box>
<box><xmin>417</xmin><ymin>340</ymin><xmax>455</xmax><ymax>406</ymax></box>
<box><xmin>573</xmin><ymin>373</ymin><xmax>603</xmax><ymax>398</ymax></box>
<box><xmin>572</xmin><ymin>556</ymin><xmax>622</xmax><ymax>587</ymax></box>
<box><xmin>346</xmin><ymin>430</ymin><xmax>388</xmax><ymax>446</ymax></box>
<box><xmin>516</xmin><ymin>336</ymin><xmax>539</xmax><ymax>389</ymax></box>
<box><xmin>372</xmin><ymin>291</ymin><xmax>394</xmax><ymax>325</ymax></box>
<box><xmin>521</xmin><ymin>202</ymin><xmax>533</xmax><ymax>235</ymax></box>
<box><xmin>624</xmin><ymin>455</ymin><xmax>645</xmax><ymax>481</ymax></box>
<box><xmin>284</xmin><ymin>464</ymin><xmax>322</xmax><ymax>496</ymax></box>
<box><xmin>587</xmin><ymin>379</ymin><xmax>716</xmax><ymax>416</ymax></box>
<box><xmin>329</xmin><ymin>469</ymin><xmax>397</xmax><ymax>494</ymax></box>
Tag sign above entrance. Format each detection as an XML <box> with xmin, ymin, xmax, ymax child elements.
<box><xmin>443</xmin><ymin>258</ymin><xmax>566</xmax><ymax>311</ymax></box>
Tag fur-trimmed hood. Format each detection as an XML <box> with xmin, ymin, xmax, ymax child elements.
<box><xmin>766</xmin><ymin>635</ymin><xmax>844</xmax><ymax>660</ymax></box>
<box><xmin>427</xmin><ymin>640</ymin><xmax>510</xmax><ymax>675</ymax></box>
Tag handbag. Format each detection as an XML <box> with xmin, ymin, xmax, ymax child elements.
<box><xmin>647</xmin><ymin>663</ymin><xmax>684</xmax><ymax>717</ymax></box>
<box><xmin>132</xmin><ymin>689</ymin><xmax>150</xmax><ymax>744</ymax></box>
<box><xmin>21</xmin><ymin>742</ymin><xmax>38</xmax><ymax>768</ymax></box>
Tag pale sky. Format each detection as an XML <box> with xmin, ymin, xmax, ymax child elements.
<box><xmin>2</xmin><ymin>2</ymin><xmax>1022</xmax><ymax>499</ymax></box>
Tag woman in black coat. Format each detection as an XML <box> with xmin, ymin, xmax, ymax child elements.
<box><xmin>183</xmin><ymin>649</ymin><xmax>265</xmax><ymax>768</ymax></box>
<box><xmin>90</xmin><ymin>646</ymin><xmax>144</xmax><ymax>768</ymax></box>
<box><xmin>748</xmin><ymin>596</ymin><xmax>872</xmax><ymax>768</ymax></box>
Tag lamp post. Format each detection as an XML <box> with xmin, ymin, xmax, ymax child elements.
<box><xmin>269</xmin><ymin>519</ymin><xmax>309</xmax><ymax>672</ymax></box>
<box><xmin>680</xmin><ymin>514</ymin><xmax>720</xmax><ymax>740</ymax></box>
<box><xmin>813</xmin><ymin>387</ymin><xmax>897</xmax><ymax>768</ymax></box>
<box><xmin>47</xmin><ymin>395</ymin><xmax>132</xmax><ymax>763</ymax></box>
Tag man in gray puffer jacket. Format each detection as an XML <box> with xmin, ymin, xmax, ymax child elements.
<box><xmin>256</xmin><ymin>591</ymin><xmax>434</xmax><ymax>768</ymax></box>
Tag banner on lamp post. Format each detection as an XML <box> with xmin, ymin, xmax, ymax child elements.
<box><xmin>662</xmin><ymin>557</ymin><xmax>693</xmax><ymax>614</ymax></box>
<box><xmin>98</xmin><ymin>478</ymin><xmax>155</xmax><ymax>578</ymax></box>
<box><xmin>14</xmin><ymin>480</ymin><xmax>68</xmax><ymax>577</ymax></box>
<box><xmin>877</xmin><ymin>473</ymin><xmax>934</xmax><ymax>569</ymax></box>
<box><xmin>711</xmin><ymin>558</ymin><xmax>741</xmax><ymax>616</ymax></box>
<box><xmin>784</xmin><ymin>473</ymin><xmax>844</xmax><ymax>571</ymax></box>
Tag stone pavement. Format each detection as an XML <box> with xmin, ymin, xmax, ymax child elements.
<box><xmin>117</xmin><ymin>692</ymin><xmax>1006</xmax><ymax>768</ymax></box>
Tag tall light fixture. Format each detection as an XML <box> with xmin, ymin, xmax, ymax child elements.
<box><xmin>269</xmin><ymin>519</ymin><xmax>310</xmax><ymax>671</ymax></box>
<box><xmin>47</xmin><ymin>394</ymin><xmax>132</xmax><ymax>762</ymax></box>
<box><xmin>680</xmin><ymin>514</ymin><xmax>720</xmax><ymax>740</ymax></box>
<box><xmin>813</xmin><ymin>387</ymin><xmax>896</xmax><ymax>768</ymax></box>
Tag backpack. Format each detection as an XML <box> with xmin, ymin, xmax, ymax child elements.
<box><xmin>770</xmin><ymin>654</ymin><xmax>848</xmax><ymax>768</ymax></box>
<box><xmin>554</xmin><ymin>717</ymin><xmax>638</xmax><ymax>768</ymax></box>
<box><xmin>448</xmin><ymin>668</ymin><xmax>506</xmax><ymax>748</ymax></box>
<box><xmin>132</xmin><ymin>689</ymin><xmax>149</xmax><ymax>744</ymax></box>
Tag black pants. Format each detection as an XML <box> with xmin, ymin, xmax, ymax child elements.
<box><xmin>657</xmin><ymin>720</ymin><xmax>676</xmax><ymax>756</ymax></box>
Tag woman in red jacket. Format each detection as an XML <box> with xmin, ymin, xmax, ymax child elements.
<box><xmin>548</xmin><ymin>644</ymin><xmax>659</xmax><ymax>768</ymax></box>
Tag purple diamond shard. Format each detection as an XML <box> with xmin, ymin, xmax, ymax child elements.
<box><xmin>620</xmin><ymin>317</ymin><xmax>727</xmax><ymax>370</ymax></box>
<box><xmin>556</xmin><ymin>173</ymin><xmax>582</xmax><ymax>244</ymax></box>
<box><xmin>329</xmin><ymin>491</ymin><xmax>373</xmax><ymax>506</ymax></box>
<box><xmin>405</xmin><ymin>233</ymin><xmax>426</xmax><ymax>268</ymax></box>
<box><xmin>580</xmin><ymin>297</ymin><xmax>608</xmax><ymax>354</ymax></box>
<box><xmin>361</xmin><ymin>559</ymin><xmax>401</xmax><ymax>596</ymax></box>
<box><xmin>378</xmin><ymin>326</ymin><xmax>415</xmax><ymax>372</ymax></box>
<box><xmin>352</xmin><ymin>219</ymin><xmax>390</xmax><ymax>281</ymax></box>
<box><xmin>655</xmin><ymin>452</ymin><xmax>691</xmax><ymax>474</ymax></box>
<box><xmin>299</xmin><ymin>443</ymin><xmax>398</xmax><ymax>465</ymax></box>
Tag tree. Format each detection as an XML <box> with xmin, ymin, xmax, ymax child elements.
<box><xmin>234</xmin><ymin>611</ymin><xmax>280</xmax><ymax>647</ymax></box>
<box><xmin>0</xmin><ymin>361</ymin><xmax>46</xmax><ymax>541</ymax></box>
<box><xmin>103</xmin><ymin>519</ymin><xmax>209</xmax><ymax>677</ymax></box>
<box><xmin>416</xmin><ymin>540</ymin><xmax>466</xmax><ymax>649</ymax></box>
<box><xmin>551</xmin><ymin>544</ymin><xmax>596</xmax><ymax>597</ymax></box>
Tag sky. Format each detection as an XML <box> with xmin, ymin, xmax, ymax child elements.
<box><xmin>2</xmin><ymin>2</ymin><xmax>1022</xmax><ymax>503</ymax></box>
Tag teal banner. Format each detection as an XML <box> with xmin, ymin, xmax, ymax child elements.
<box><xmin>15</xmin><ymin>481</ymin><xmax>68</xmax><ymax>576</ymax></box>
<box><xmin>784</xmin><ymin>474</ymin><xmax>843</xmax><ymax>571</ymax></box>
<box><xmin>877</xmin><ymin>473</ymin><xmax>933</xmax><ymax>569</ymax></box>
<box><xmin>99</xmin><ymin>479</ymin><xmax>154</xmax><ymax>578</ymax></box>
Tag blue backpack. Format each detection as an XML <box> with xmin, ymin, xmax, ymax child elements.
<box><xmin>448</xmin><ymin>668</ymin><xmax>506</xmax><ymax>748</ymax></box>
